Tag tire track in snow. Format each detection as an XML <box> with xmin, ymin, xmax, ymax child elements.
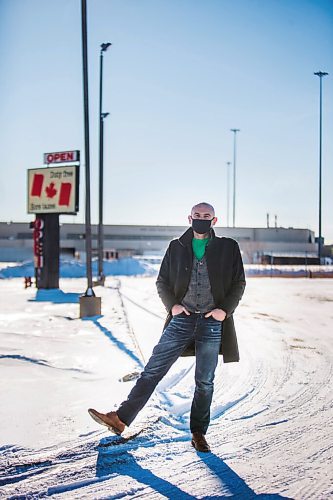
<box><xmin>110</xmin><ymin>279</ymin><xmax>147</xmax><ymax>365</ymax></box>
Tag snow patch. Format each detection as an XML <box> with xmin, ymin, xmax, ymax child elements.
<box><xmin>0</xmin><ymin>257</ymin><xmax>155</xmax><ymax>279</ymax></box>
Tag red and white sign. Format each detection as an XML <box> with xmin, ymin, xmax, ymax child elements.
<box><xmin>43</xmin><ymin>150</ymin><xmax>79</xmax><ymax>164</ymax></box>
<box><xmin>33</xmin><ymin>217</ymin><xmax>44</xmax><ymax>268</ymax></box>
<box><xmin>27</xmin><ymin>166</ymin><xmax>79</xmax><ymax>214</ymax></box>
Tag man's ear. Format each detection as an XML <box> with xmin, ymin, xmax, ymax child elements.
<box><xmin>188</xmin><ymin>215</ymin><xmax>192</xmax><ymax>225</ymax></box>
<box><xmin>212</xmin><ymin>217</ymin><xmax>218</xmax><ymax>226</ymax></box>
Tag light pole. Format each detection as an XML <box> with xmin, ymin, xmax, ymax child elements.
<box><xmin>226</xmin><ymin>161</ymin><xmax>231</xmax><ymax>227</ymax></box>
<box><xmin>98</xmin><ymin>42</ymin><xmax>111</xmax><ymax>284</ymax></box>
<box><xmin>230</xmin><ymin>129</ymin><xmax>240</xmax><ymax>228</ymax></box>
<box><xmin>79</xmin><ymin>0</ymin><xmax>101</xmax><ymax>317</ymax></box>
<box><xmin>314</xmin><ymin>71</ymin><xmax>328</xmax><ymax>263</ymax></box>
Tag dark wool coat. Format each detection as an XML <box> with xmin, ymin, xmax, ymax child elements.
<box><xmin>156</xmin><ymin>227</ymin><xmax>246</xmax><ymax>363</ymax></box>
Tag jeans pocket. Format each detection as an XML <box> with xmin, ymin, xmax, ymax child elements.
<box><xmin>171</xmin><ymin>312</ymin><xmax>188</xmax><ymax>321</ymax></box>
<box><xmin>206</xmin><ymin>316</ymin><xmax>222</xmax><ymax>323</ymax></box>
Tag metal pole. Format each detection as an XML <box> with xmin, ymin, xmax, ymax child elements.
<box><xmin>81</xmin><ymin>0</ymin><xmax>94</xmax><ymax>296</ymax></box>
<box><xmin>98</xmin><ymin>49</ymin><xmax>104</xmax><ymax>282</ymax></box>
<box><xmin>314</xmin><ymin>71</ymin><xmax>328</xmax><ymax>263</ymax></box>
<box><xmin>98</xmin><ymin>43</ymin><xmax>111</xmax><ymax>284</ymax></box>
<box><xmin>230</xmin><ymin>129</ymin><xmax>240</xmax><ymax>228</ymax></box>
<box><xmin>226</xmin><ymin>161</ymin><xmax>231</xmax><ymax>227</ymax></box>
<box><xmin>318</xmin><ymin>74</ymin><xmax>323</xmax><ymax>263</ymax></box>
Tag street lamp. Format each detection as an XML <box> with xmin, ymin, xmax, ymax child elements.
<box><xmin>80</xmin><ymin>0</ymin><xmax>101</xmax><ymax>316</ymax></box>
<box><xmin>98</xmin><ymin>42</ymin><xmax>112</xmax><ymax>284</ymax></box>
<box><xmin>230</xmin><ymin>129</ymin><xmax>240</xmax><ymax>228</ymax></box>
<box><xmin>314</xmin><ymin>71</ymin><xmax>328</xmax><ymax>263</ymax></box>
<box><xmin>226</xmin><ymin>161</ymin><xmax>231</xmax><ymax>227</ymax></box>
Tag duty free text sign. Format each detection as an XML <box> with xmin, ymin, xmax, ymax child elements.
<box><xmin>27</xmin><ymin>165</ymin><xmax>79</xmax><ymax>214</ymax></box>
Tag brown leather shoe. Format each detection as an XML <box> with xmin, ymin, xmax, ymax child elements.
<box><xmin>88</xmin><ymin>408</ymin><xmax>126</xmax><ymax>435</ymax></box>
<box><xmin>191</xmin><ymin>432</ymin><xmax>211</xmax><ymax>452</ymax></box>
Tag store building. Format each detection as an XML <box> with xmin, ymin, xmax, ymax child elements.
<box><xmin>0</xmin><ymin>222</ymin><xmax>318</xmax><ymax>264</ymax></box>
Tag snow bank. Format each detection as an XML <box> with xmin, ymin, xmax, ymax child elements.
<box><xmin>245</xmin><ymin>264</ymin><xmax>333</xmax><ymax>277</ymax></box>
<box><xmin>2</xmin><ymin>259</ymin><xmax>333</xmax><ymax>280</ymax></box>
<box><xmin>0</xmin><ymin>257</ymin><xmax>155</xmax><ymax>279</ymax></box>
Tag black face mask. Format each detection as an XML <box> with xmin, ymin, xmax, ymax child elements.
<box><xmin>191</xmin><ymin>218</ymin><xmax>213</xmax><ymax>234</ymax></box>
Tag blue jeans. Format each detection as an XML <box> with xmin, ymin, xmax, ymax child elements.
<box><xmin>117</xmin><ymin>312</ymin><xmax>223</xmax><ymax>434</ymax></box>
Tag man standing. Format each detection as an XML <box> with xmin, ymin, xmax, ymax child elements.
<box><xmin>89</xmin><ymin>202</ymin><xmax>246</xmax><ymax>452</ymax></box>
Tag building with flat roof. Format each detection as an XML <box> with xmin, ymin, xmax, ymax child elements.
<box><xmin>0</xmin><ymin>221</ymin><xmax>318</xmax><ymax>264</ymax></box>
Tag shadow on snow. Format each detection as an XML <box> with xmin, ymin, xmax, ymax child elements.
<box><xmin>95</xmin><ymin>436</ymin><xmax>291</xmax><ymax>499</ymax></box>
<box><xmin>82</xmin><ymin>316</ymin><xmax>144</xmax><ymax>369</ymax></box>
<box><xmin>96</xmin><ymin>441</ymin><xmax>196</xmax><ymax>499</ymax></box>
<box><xmin>29</xmin><ymin>289</ymin><xmax>81</xmax><ymax>304</ymax></box>
<box><xmin>0</xmin><ymin>354</ymin><xmax>90</xmax><ymax>374</ymax></box>
<box><xmin>199</xmin><ymin>452</ymin><xmax>291</xmax><ymax>499</ymax></box>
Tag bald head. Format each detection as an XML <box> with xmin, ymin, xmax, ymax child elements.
<box><xmin>191</xmin><ymin>202</ymin><xmax>215</xmax><ymax>217</ymax></box>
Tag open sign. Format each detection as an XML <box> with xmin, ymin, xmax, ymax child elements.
<box><xmin>44</xmin><ymin>151</ymin><xmax>79</xmax><ymax>164</ymax></box>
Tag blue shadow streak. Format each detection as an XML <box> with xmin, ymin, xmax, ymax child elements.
<box><xmin>0</xmin><ymin>354</ymin><xmax>90</xmax><ymax>374</ymax></box>
<box><xmin>83</xmin><ymin>317</ymin><xmax>144</xmax><ymax>369</ymax></box>
<box><xmin>94</xmin><ymin>438</ymin><xmax>291</xmax><ymax>499</ymax></box>
<box><xmin>96</xmin><ymin>441</ymin><xmax>196</xmax><ymax>499</ymax></box>
<box><xmin>199</xmin><ymin>452</ymin><xmax>291</xmax><ymax>498</ymax></box>
<box><xmin>0</xmin><ymin>354</ymin><xmax>50</xmax><ymax>366</ymax></box>
<box><xmin>29</xmin><ymin>289</ymin><xmax>80</xmax><ymax>304</ymax></box>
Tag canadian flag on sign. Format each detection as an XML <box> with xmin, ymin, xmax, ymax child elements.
<box><xmin>30</xmin><ymin>173</ymin><xmax>73</xmax><ymax>207</ymax></box>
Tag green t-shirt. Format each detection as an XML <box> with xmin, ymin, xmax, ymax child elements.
<box><xmin>192</xmin><ymin>237</ymin><xmax>210</xmax><ymax>260</ymax></box>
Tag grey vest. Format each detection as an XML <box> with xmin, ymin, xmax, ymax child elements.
<box><xmin>181</xmin><ymin>255</ymin><xmax>216</xmax><ymax>313</ymax></box>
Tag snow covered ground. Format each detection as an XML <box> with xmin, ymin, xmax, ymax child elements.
<box><xmin>0</xmin><ymin>273</ymin><xmax>332</xmax><ymax>498</ymax></box>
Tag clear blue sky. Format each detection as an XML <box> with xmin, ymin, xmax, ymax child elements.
<box><xmin>0</xmin><ymin>0</ymin><xmax>332</xmax><ymax>242</ymax></box>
